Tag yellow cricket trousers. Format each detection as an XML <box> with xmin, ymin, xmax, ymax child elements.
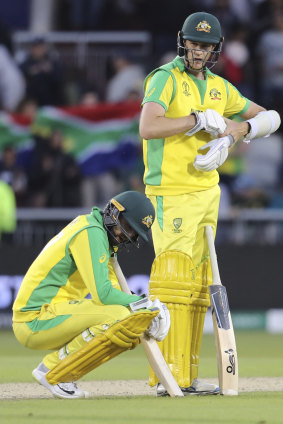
<box><xmin>13</xmin><ymin>298</ymin><xmax>130</xmax><ymax>351</ymax></box>
<box><xmin>148</xmin><ymin>184</ymin><xmax>221</xmax><ymax>266</ymax></box>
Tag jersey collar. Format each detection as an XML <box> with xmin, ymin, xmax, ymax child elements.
<box><xmin>174</xmin><ymin>56</ymin><xmax>215</xmax><ymax>79</ymax></box>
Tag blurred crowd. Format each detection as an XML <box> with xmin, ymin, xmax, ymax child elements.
<box><xmin>0</xmin><ymin>0</ymin><xmax>283</xmax><ymax>219</ymax></box>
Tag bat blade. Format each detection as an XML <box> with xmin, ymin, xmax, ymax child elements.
<box><xmin>210</xmin><ymin>284</ymin><xmax>238</xmax><ymax>396</ymax></box>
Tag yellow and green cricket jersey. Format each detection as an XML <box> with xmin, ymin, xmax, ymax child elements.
<box><xmin>13</xmin><ymin>208</ymin><xmax>140</xmax><ymax>323</ymax></box>
<box><xmin>142</xmin><ymin>56</ymin><xmax>250</xmax><ymax>195</ymax></box>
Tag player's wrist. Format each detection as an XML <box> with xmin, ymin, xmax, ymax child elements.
<box><xmin>188</xmin><ymin>112</ymin><xmax>198</xmax><ymax>128</ymax></box>
<box><xmin>241</xmin><ymin>122</ymin><xmax>250</xmax><ymax>137</ymax></box>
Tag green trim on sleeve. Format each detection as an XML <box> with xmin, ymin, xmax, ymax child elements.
<box><xmin>156</xmin><ymin>196</ymin><xmax>164</xmax><ymax>231</ymax></box>
<box><xmin>142</xmin><ymin>68</ymin><xmax>176</xmax><ymax>109</ymax></box>
<box><xmin>223</xmin><ymin>79</ymin><xmax>230</xmax><ymax>99</ymax></box>
<box><xmin>238</xmin><ymin>99</ymin><xmax>251</xmax><ymax>115</ymax></box>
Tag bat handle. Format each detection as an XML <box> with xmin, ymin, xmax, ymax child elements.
<box><xmin>111</xmin><ymin>254</ymin><xmax>132</xmax><ymax>295</ymax></box>
<box><xmin>205</xmin><ymin>226</ymin><xmax>222</xmax><ymax>285</ymax></box>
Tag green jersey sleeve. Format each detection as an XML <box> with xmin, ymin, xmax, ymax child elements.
<box><xmin>142</xmin><ymin>69</ymin><xmax>175</xmax><ymax>111</ymax></box>
<box><xmin>223</xmin><ymin>79</ymin><xmax>250</xmax><ymax>118</ymax></box>
<box><xmin>69</xmin><ymin>226</ymin><xmax>141</xmax><ymax>306</ymax></box>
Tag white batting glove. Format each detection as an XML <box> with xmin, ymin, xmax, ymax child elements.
<box><xmin>145</xmin><ymin>299</ymin><xmax>171</xmax><ymax>342</ymax></box>
<box><xmin>186</xmin><ymin>109</ymin><xmax>227</xmax><ymax>137</ymax></box>
<box><xmin>194</xmin><ymin>135</ymin><xmax>234</xmax><ymax>172</ymax></box>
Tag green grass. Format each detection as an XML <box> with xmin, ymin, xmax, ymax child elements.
<box><xmin>1</xmin><ymin>330</ymin><xmax>282</xmax><ymax>382</ymax></box>
<box><xmin>1</xmin><ymin>394</ymin><xmax>283</xmax><ymax>424</ymax></box>
<box><xmin>1</xmin><ymin>330</ymin><xmax>283</xmax><ymax>424</ymax></box>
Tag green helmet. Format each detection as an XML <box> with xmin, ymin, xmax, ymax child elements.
<box><xmin>177</xmin><ymin>12</ymin><xmax>223</xmax><ymax>69</ymax></box>
<box><xmin>103</xmin><ymin>191</ymin><xmax>155</xmax><ymax>245</ymax></box>
<box><xmin>181</xmin><ymin>12</ymin><xmax>222</xmax><ymax>44</ymax></box>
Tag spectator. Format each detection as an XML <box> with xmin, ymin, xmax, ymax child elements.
<box><xmin>230</xmin><ymin>132</ymin><xmax>283</xmax><ymax>208</ymax></box>
<box><xmin>0</xmin><ymin>144</ymin><xmax>28</xmax><ymax>206</ymax></box>
<box><xmin>0</xmin><ymin>44</ymin><xmax>26</xmax><ymax>111</ymax></box>
<box><xmin>80</xmin><ymin>90</ymin><xmax>100</xmax><ymax>106</ymax></box>
<box><xmin>253</xmin><ymin>0</ymin><xmax>283</xmax><ymax>35</ymax></box>
<box><xmin>215</xmin><ymin>23</ymin><xmax>253</xmax><ymax>97</ymax></box>
<box><xmin>207</xmin><ymin>0</ymin><xmax>241</xmax><ymax>38</ymax></box>
<box><xmin>257</xmin><ymin>11</ymin><xmax>283</xmax><ymax>107</ymax></box>
<box><xmin>19</xmin><ymin>37</ymin><xmax>64</xmax><ymax>107</ymax></box>
<box><xmin>0</xmin><ymin>180</ymin><xmax>16</xmax><ymax>242</ymax></box>
<box><xmin>28</xmin><ymin>130</ymin><xmax>82</xmax><ymax>207</ymax></box>
<box><xmin>16</xmin><ymin>98</ymin><xmax>38</xmax><ymax>121</ymax></box>
<box><xmin>105</xmin><ymin>52</ymin><xmax>145</xmax><ymax>102</ymax></box>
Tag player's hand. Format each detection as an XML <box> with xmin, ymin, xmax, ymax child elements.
<box><xmin>186</xmin><ymin>109</ymin><xmax>227</xmax><ymax>137</ymax></box>
<box><xmin>194</xmin><ymin>135</ymin><xmax>234</xmax><ymax>172</ymax></box>
<box><xmin>221</xmin><ymin>118</ymin><xmax>250</xmax><ymax>142</ymax></box>
<box><xmin>145</xmin><ymin>299</ymin><xmax>171</xmax><ymax>341</ymax></box>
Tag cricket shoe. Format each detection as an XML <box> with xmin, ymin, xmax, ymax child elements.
<box><xmin>156</xmin><ymin>379</ymin><xmax>219</xmax><ymax>397</ymax></box>
<box><xmin>32</xmin><ymin>362</ymin><xmax>89</xmax><ymax>399</ymax></box>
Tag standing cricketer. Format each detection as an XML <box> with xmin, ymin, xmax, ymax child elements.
<box><xmin>12</xmin><ymin>191</ymin><xmax>170</xmax><ymax>399</ymax></box>
<box><xmin>139</xmin><ymin>11</ymin><xmax>281</xmax><ymax>396</ymax></box>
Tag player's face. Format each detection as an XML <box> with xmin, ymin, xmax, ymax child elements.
<box><xmin>184</xmin><ymin>40</ymin><xmax>216</xmax><ymax>70</ymax></box>
<box><xmin>113</xmin><ymin>215</ymin><xmax>138</xmax><ymax>245</ymax></box>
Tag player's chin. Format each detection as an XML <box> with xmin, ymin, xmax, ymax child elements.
<box><xmin>188</xmin><ymin>60</ymin><xmax>203</xmax><ymax>69</ymax></box>
<box><xmin>192</xmin><ymin>60</ymin><xmax>203</xmax><ymax>67</ymax></box>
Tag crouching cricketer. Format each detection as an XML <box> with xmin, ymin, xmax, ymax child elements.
<box><xmin>12</xmin><ymin>191</ymin><xmax>170</xmax><ymax>399</ymax></box>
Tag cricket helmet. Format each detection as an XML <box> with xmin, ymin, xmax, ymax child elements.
<box><xmin>177</xmin><ymin>12</ymin><xmax>223</xmax><ymax>69</ymax></box>
<box><xmin>103</xmin><ymin>191</ymin><xmax>155</xmax><ymax>246</ymax></box>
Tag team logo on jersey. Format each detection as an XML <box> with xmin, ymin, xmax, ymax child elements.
<box><xmin>209</xmin><ymin>88</ymin><xmax>222</xmax><ymax>100</ymax></box>
<box><xmin>173</xmin><ymin>218</ymin><xmax>182</xmax><ymax>233</ymax></box>
<box><xmin>196</xmin><ymin>21</ymin><xmax>211</xmax><ymax>33</ymax></box>
<box><xmin>99</xmin><ymin>254</ymin><xmax>107</xmax><ymax>263</ymax></box>
<box><xmin>142</xmin><ymin>215</ymin><xmax>153</xmax><ymax>229</ymax></box>
<box><xmin>145</xmin><ymin>87</ymin><xmax>156</xmax><ymax>98</ymax></box>
<box><xmin>182</xmin><ymin>81</ymin><xmax>190</xmax><ymax>96</ymax></box>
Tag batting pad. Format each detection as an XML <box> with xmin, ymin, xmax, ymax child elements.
<box><xmin>149</xmin><ymin>251</ymin><xmax>210</xmax><ymax>387</ymax></box>
<box><xmin>46</xmin><ymin>309</ymin><xmax>159</xmax><ymax>385</ymax></box>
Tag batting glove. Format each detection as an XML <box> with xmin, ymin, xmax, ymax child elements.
<box><xmin>145</xmin><ymin>299</ymin><xmax>171</xmax><ymax>342</ymax></box>
<box><xmin>186</xmin><ymin>109</ymin><xmax>227</xmax><ymax>137</ymax></box>
<box><xmin>194</xmin><ymin>135</ymin><xmax>234</xmax><ymax>172</ymax></box>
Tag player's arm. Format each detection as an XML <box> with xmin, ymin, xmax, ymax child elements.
<box><xmin>140</xmin><ymin>101</ymin><xmax>197</xmax><ymax>139</ymax></box>
<box><xmin>221</xmin><ymin>101</ymin><xmax>266</xmax><ymax>142</ymax></box>
<box><xmin>69</xmin><ymin>227</ymin><xmax>142</xmax><ymax>306</ymax></box>
<box><xmin>140</xmin><ymin>102</ymin><xmax>227</xmax><ymax>140</ymax></box>
<box><xmin>140</xmin><ymin>70</ymin><xmax>226</xmax><ymax>139</ymax></box>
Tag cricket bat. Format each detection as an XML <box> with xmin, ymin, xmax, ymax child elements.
<box><xmin>205</xmin><ymin>225</ymin><xmax>238</xmax><ymax>396</ymax></box>
<box><xmin>111</xmin><ymin>255</ymin><xmax>184</xmax><ymax>397</ymax></box>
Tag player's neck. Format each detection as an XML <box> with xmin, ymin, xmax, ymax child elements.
<box><xmin>184</xmin><ymin>61</ymin><xmax>206</xmax><ymax>80</ymax></box>
<box><xmin>187</xmin><ymin>68</ymin><xmax>206</xmax><ymax>80</ymax></box>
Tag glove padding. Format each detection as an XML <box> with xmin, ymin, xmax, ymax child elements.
<box><xmin>194</xmin><ymin>135</ymin><xmax>234</xmax><ymax>172</ymax></box>
<box><xmin>145</xmin><ymin>299</ymin><xmax>171</xmax><ymax>342</ymax></box>
<box><xmin>186</xmin><ymin>109</ymin><xmax>227</xmax><ymax>137</ymax></box>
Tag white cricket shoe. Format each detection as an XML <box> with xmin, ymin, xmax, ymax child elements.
<box><xmin>32</xmin><ymin>362</ymin><xmax>89</xmax><ymax>399</ymax></box>
<box><xmin>156</xmin><ymin>379</ymin><xmax>219</xmax><ymax>397</ymax></box>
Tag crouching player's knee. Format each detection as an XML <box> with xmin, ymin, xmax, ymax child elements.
<box><xmin>46</xmin><ymin>307</ymin><xmax>161</xmax><ymax>385</ymax></box>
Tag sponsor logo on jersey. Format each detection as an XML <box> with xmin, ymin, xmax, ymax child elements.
<box><xmin>142</xmin><ymin>215</ymin><xmax>153</xmax><ymax>229</ymax></box>
<box><xmin>209</xmin><ymin>88</ymin><xmax>222</xmax><ymax>100</ymax></box>
<box><xmin>182</xmin><ymin>81</ymin><xmax>191</xmax><ymax>96</ymax></box>
<box><xmin>99</xmin><ymin>254</ymin><xmax>107</xmax><ymax>263</ymax></box>
<box><xmin>145</xmin><ymin>87</ymin><xmax>156</xmax><ymax>98</ymax></box>
<box><xmin>172</xmin><ymin>218</ymin><xmax>182</xmax><ymax>233</ymax></box>
<box><xmin>196</xmin><ymin>20</ymin><xmax>211</xmax><ymax>33</ymax></box>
